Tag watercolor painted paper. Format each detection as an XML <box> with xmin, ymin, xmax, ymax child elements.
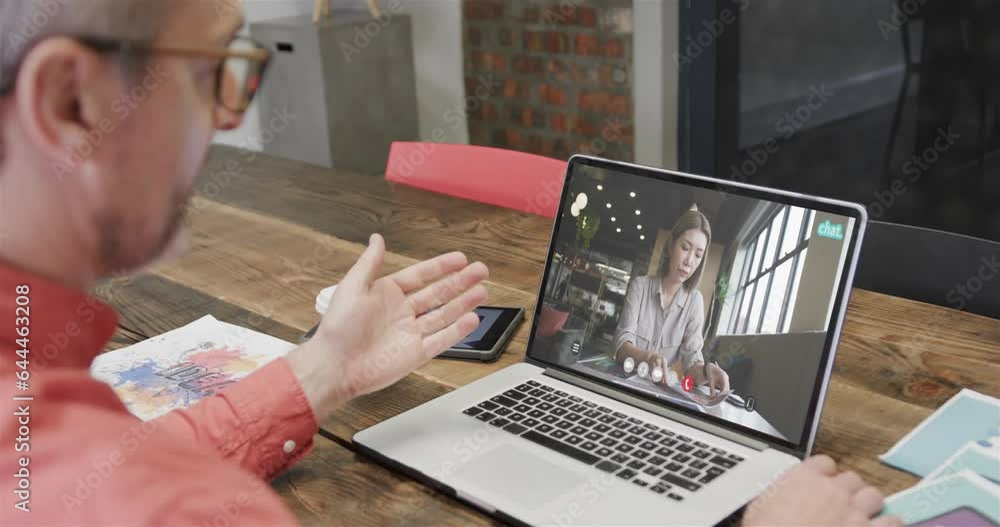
<box><xmin>91</xmin><ymin>316</ymin><xmax>295</xmax><ymax>420</ymax></box>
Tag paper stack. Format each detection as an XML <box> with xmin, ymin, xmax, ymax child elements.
<box><xmin>879</xmin><ymin>389</ymin><xmax>1000</xmax><ymax>526</ymax></box>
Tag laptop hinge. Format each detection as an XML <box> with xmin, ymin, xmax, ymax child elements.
<box><xmin>543</xmin><ymin>367</ymin><xmax>770</xmax><ymax>452</ymax></box>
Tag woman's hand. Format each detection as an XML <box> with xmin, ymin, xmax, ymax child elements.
<box><xmin>644</xmin><ymin>353</ymin><xmax>673</xmax><ymax>387</ymax></box>
<box><xmin>644</xmin><ymin>352</ymin><xmax>663</xmax><ymax>371</ymax></box>
<box><xmin>691</xmin><ymin>361</ymin><xmax>730</xmax><ymax>395</ymax></box>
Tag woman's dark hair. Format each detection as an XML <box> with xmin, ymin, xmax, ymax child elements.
<box><xmin>659</xmin><ymin>204</ymin><xmax>713</xmax><ymax>291</ymax></box>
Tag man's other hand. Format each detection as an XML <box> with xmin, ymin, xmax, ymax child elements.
<box><xmin>287</xmin><ymin>234</ymin><xmax>489</xmax><ymax>418</ymax></box>
<box><xmin>743</xmin><ymin>455</ymin><xmax>903</xmax><ymax>527</ymax></box>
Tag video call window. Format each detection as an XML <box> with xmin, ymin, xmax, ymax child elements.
<box><xmin>530</xmin><ymin>164</ymin><xmax>856</xmax><ymax>448</ymax></box>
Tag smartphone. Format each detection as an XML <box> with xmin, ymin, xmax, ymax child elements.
<box><xmin>439</xmin><ymin>306</ymin><xmax>525</xmax><ymax>362</ymax></box>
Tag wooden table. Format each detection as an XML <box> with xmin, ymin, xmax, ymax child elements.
<box><xmin>101</xmin><ymin>146</ymin><xmax>1000</xmax><ymax>526</ymax></box>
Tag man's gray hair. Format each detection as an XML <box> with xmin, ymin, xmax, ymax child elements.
<box><xmin>0</xmin><ymin>0</ymin><xmax>169</xmax><ymax>89</ymax></box>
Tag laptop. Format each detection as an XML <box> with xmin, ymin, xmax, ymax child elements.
<box><xmin>355</xmin><ymin>155</ymin><xmax>867</xmax><ymax>526</ymax></box>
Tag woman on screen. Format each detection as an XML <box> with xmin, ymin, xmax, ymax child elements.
<box><xmin>613</xmin><ymin>205</ymin><xmax>731</xmax><ymax>395</ymax></box>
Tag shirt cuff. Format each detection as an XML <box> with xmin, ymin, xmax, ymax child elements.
<box><xmin>614</xmin><ymin>332</ymin><xmax>634</xmax><ymax>357</ymax></box>
<box><xmin>223</xmin><ymin>357</ymin><xmax>319</xmax><ymax>480</ymax></box>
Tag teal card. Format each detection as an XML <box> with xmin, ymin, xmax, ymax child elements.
<box><xmin>881</xmin><ymin>470</ymin><xmax>1000</xmax><ymax>526</ymax></box>
<box><xmin>881</xmin><ymin>390</ymin><xmax>1000</xmax><ymax>477</ymax></box>
<box><xmin>925</xmin><ymin>439</ymin><xmax>1000</xmax><ymax>485</ymax></box>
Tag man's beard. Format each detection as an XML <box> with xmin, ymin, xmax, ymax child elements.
<box><xmin>100</xmin><ymin>187</ymin><xmax>193</xmax><ymax>276</ymax></box>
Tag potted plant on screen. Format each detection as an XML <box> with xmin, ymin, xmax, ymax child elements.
<box><xmin>705</xmin><ymin>270</ymin><xmax>731</xmax><ymax>338</ymax></box>
<box><xmin>539</xmin><ymin>192</ymin><xmax>598</xmax><ymax>337</ymax></box>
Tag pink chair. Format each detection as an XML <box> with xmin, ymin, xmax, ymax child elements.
<box><xmin>384</xmin><ymin>142</ymin><xmax>567</xmax><ymax>218</ymax></box>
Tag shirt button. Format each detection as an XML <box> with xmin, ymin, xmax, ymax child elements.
<box><xmin>282</xmin><ymin>440</ymin><xmax>296</xmax><ymax>454</ymax></box>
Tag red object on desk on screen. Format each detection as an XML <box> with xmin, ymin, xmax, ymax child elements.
<box><xmin>537</xmin><ymin>305</ymin><xmax>569</xmax><ymax>337</ymax></box>
<box><xmin>682</xmin><ymin>375</ymin><xmax>694</xmax><ymax>392</ymax></box>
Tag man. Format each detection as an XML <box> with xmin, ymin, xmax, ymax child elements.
<box><xmin>0</xmin><ymin>1</ymin><xmax>900</xmax><ymax>525</ymax></box>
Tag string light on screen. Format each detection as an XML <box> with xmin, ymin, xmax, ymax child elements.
<box><xmin>635</xmin><ymin>209</ymin><xmax>641</xmax><ymax>216</ymax></box>
<box><xmin>597</xmin><ymin>185</ymin><xmax>604</xmax><ymax>191</ymax></box>
<box><xmin>570</xmin><ymin>192</ymin><xmax>588</xmax><ymax>217</ymax></box>
<box><xmin>640</xmin><ymin>235</ymin><xmax>646</xmax><ymax>241</ymax></box>
<box><xmin>610</xmin><ymin>217</ymin><xmax>616</xmax><ymax>222</ymax></box>
<box><xmin>616</xmin><ymin>227</ymin><xmax>622</xmax><ymax>233</ymax></box>
<box><xmin>629</xmin><ymin>191</ymin><xmax>636</xmax><ymax>198</ymax></box>
<box><xmin>637</xmin><ymin>225</ymin><xmax>643</xmax><ymax>230</ymax></box>
<box><xmin>606</xmin><ymin>203</ymin><xmax>612</xmax><ymax>209</ymax></box>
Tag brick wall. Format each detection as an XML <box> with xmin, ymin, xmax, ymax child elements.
<box><xmin>462</xmin><ymin>0</ymin><xmax>635</xmax><ymax>161</ymax></box>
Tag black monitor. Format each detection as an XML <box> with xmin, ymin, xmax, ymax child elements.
<box><xmin>680</xmin><ymin>0</ymin><xmax>1000</xmax><ymax>243</ymax></box>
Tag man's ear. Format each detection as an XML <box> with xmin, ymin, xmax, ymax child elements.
<box><xmin>14</xmin><ymin>37</ymin><xmax>115</xmax><ymax>168</ymax></box>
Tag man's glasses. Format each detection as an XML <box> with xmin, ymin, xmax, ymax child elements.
<box><xmin>0</xmin><ymin>36</ymin><xmax>272</xmax><ymax>114</ymax></box>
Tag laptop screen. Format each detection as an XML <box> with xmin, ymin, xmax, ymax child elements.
<box><xmin>526</xmin><ymin>158</ymin><xmax>863</xmax><ymax>451</ymax></box>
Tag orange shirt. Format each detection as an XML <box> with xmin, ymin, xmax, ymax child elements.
<box><xmin>0</xmin><ymin>264</ymin><xmax>317</xmax><ymax>525</ymax></box>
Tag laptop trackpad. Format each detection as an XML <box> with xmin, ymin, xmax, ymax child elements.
<box><xmin>455</xmin><ymin>444</ymin><xmax>588</xmax><ymax>511</ymax></box>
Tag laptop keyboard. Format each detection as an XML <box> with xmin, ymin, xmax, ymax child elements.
<box><xmin>462</xmin><ymin>380</ymin><xmax>745</xmax><ymax>502</ymax></box>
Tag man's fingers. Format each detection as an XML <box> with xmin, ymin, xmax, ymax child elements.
<box><xmin>833</xmin><ymin>471</ymin><xmax>866</xmax><ymax>494</ymax></box>
<box><xmin>802</xmin><ymin>454</ymin><xmax>838</xmax><ymax>475</ymax></box>
<box><xmin>853</xmin><ymin>486</ymin><xmax>886</xmax><ymax>518</ymax></box>
<box><xmin>342</xmin><ymin>234</ymin><xmax>386</xmax><ymax>291</ymax></box>
<box><xmin>416</xmin><ymin>285</ymin><xmax>489</xmax><ymax>336</ymax></box>
<box><xmin>389</xmin><ymin>252</ymin><xmax>469</xmax><ymax>293</ymax></box>
<box><xmin>422</xmin><ymin>312</ymin><xmax>483</xmax><ymax>357</ymax></box>
<box><xmin>869</xmin><ymin>515</ymin><xmax>904</xmax><ymax>527</ymax></box>
<box><xmin>407</xmin><ymin>262</ymin><xmax>489</xmax><ymax>315</ymax></box>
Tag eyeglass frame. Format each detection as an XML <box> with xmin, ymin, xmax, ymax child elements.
<box><xmin>0</xmin><ymin>35</ymin><xmax>272</xmax><ymax>113</ymax></box>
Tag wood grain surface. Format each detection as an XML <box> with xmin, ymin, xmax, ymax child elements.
<box><xmin>102</xmin><ymin>146</ymin><xmax>1000</xmax><ymax>523</ymax></box>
